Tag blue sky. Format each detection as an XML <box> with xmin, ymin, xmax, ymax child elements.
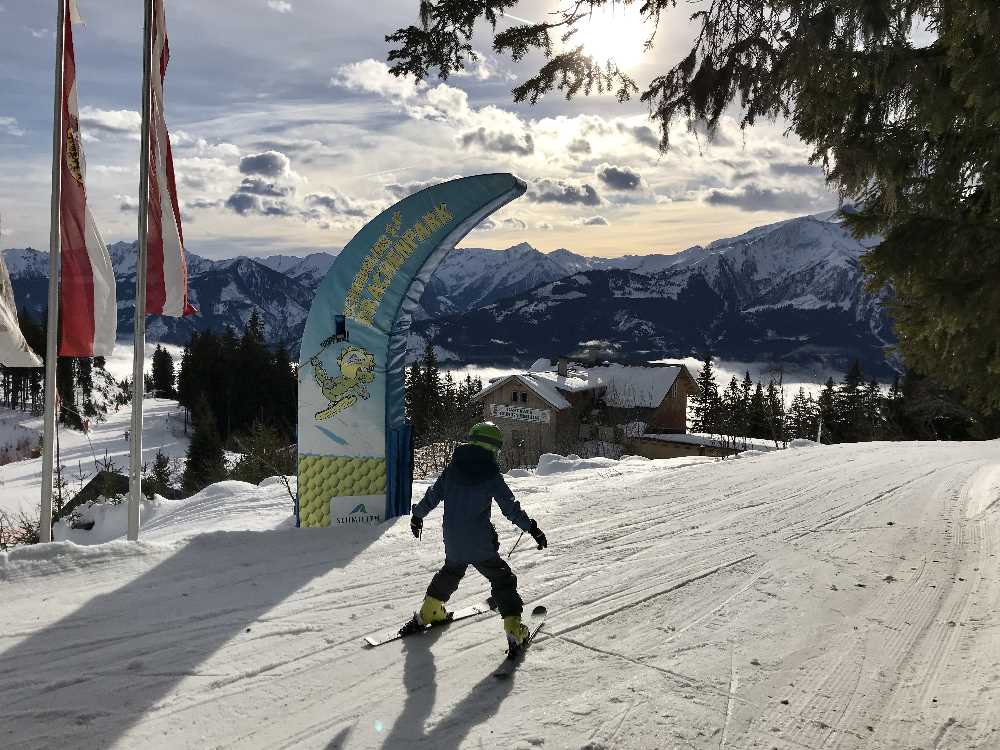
<box><xmin>0</xmin><ymin>0</ymin><xmax>837</xmax><ymax>259</ymax></box>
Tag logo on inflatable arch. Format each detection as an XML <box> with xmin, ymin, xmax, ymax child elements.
<box><xmin>335</xmin><ymin>502</ymin><xmax>380</xmax><ymax>525</ymax></box>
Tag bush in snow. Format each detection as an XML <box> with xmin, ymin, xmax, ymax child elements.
<box><xmin>229</xmin><ymin>422</ymin><xmax>295</xmax><ymax>487</ymax></box>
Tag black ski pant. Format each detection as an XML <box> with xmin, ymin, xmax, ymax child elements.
<box><xmin>427</xmin><ymin>556</ymin><xmax>523</xmax><ymax>616</ymax></box>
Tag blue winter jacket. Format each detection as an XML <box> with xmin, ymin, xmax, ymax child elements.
<box><xmin>412</xmin><ymin>444</ymin><xmax>534</xmax><ymax>564</ymax></box>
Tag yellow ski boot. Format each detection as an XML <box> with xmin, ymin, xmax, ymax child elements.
<box><xmin>503</xmin><ymin>614</ymin><xmax>530</xmax><ymax>651</ymax></box>
<box><xmin>417</xmin><ymin>595</ymin><xmax>451</xmax><ymax>626</ymax></box>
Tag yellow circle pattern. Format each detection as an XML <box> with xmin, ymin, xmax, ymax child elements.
<box><xmin>298</xmin><ymin>456</ymin><xmax>387</xmax><ymax>528</ymax></box>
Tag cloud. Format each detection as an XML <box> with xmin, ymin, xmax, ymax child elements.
<box><xmin>237</xmin><ymin>177</ymin><xmax>293</xmax><ymax>197</ymax></box>
<box><xmin>266</xmin><ymin>0</ymin><xmax>292</xmax><ymax>12</ymax></box>
<box><xmin>616</xmin><ymin>122</ymin><xmax>660</xmax><ymax>149</ymax></box>
<box><xmin>704</xmin><ymin>183</ymin><xmax>822</xmax><ymax>212</ymax></box>
<box><xmin>453</xmin><ymin>52</ymin><xmax>516</xmax><ymax>82</ymax></box>
<box><xmin>332</xmin><ymin>59</ymin><xmax>424</xmax><ymax>104</ymax></box>
<box><xmin>225</xmin><ymin>193</ymin><xmax>295</xmax><ymax>218</ymax></box>
<box><xmin>175</xmin><ymin>155</ymin><xmax>240</xmax><ymax>193</ymax></box>
<box><xmin>0</xmin><ymin>116</ymin><xmax>24</xmax><ymax>137</ymax></box>
<box><xmin>225</xmin><ymin>192</ymin><xmax>261</xmax><ymax>216</ymax></box>
<box><xmin>472</xmin><ymin>216</ymin><xmax>524</xmax><ymax>232</ymax></box>
<box><xmin>26</xmin><ymin>27</ymin><xmax>51</xmax><ymax>39</ymax></box>
<box><xmin>536</xmin><ymin>222</ymin><xmax>554</xmax><ymax>231</ymax></box>
<box><xmin>567</xmin><ymin>138</ymin><xmax>591</xmax><ymax>154</ymax></box>
<box><xmin>239</xmin><ymin>150</ymin><xmax>291</xmax><ymax>178</ymax></box>
<box><xmin>769</xmin><ymin>162</ymin><xmax>823</xmax><ymax>177</ymax></box>
<box><xmin>690</xmin><ymin>119</ymin><xmax>735</xmax><ymax>147</ymax></box>
<box><xmin>115</xmin><ymin>194</ymin><xmax>139</xmax><ymax>213</ymax></box>
<box><xmin>383</xmin><ymin>175</ymin><xmax>463</xmax><ymax>200</ymax></box>
<box><xmin>79</xmin><ymin>107</ymin><xmax>141</xmax><ymax>139</ymax></box>
<box><xmin>596</xmin><ymin>163</ymin><xmax>642</xmax><ymax>191</ymax></box>
<box><xmin>579</xmin><ymin>216</ymin><xmax>610</xmax><ymax>226</ymax></box>
<box><xmin>529</xmin><ymin>178</ymin><xmax>601</xmax><ymax>206</ymax></box>
<box><xmin>459</xmin><ymin>127</ymin><xmax>534</xmax><ymax>156</ymax></box>
<box><xmin>186</xmin><ymin>198</ymin><xmax>223</xmax><ymax>210</ymax></box>
<box><xmin>305</xmin><ymin>191</ymin><xmax>370</xmax><ymax>219</ymax></box>
<box><xmin>333</xmin><ymin>59</ymin><xmax>534</xmax><ymax>155</ymax></box>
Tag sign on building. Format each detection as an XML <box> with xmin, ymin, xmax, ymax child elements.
<box><xmin>492</xmin><ymin>404</ymin><xmax>551</xmax><ymax>424</ymax></box>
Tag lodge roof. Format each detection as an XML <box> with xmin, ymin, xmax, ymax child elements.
<box><xmin>477</xmin><ymin>359</ymin><xmax>699</xmax><ymax>411</ymax></box>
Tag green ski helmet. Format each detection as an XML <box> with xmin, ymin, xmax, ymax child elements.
<box><xmin>468</xmin><ymin>421</ymin><xmax>503</xmax><ymax>454</ymax></box>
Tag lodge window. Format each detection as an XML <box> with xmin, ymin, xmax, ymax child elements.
<box><xmin>511</xmin><ymin>390</ymin><xmax>518</xmax><ymax>403</ymax></box>
<box><xmin>511</xmin><ymin>430</ymin><xmax>525</xmax><ymax>447</ymax></box>
<box><xmin>520</xmin><ymin>392</ymin><xmax>528</xmax><ymax>403</ymax></box>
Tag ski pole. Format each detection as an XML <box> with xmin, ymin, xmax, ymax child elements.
<box><xmin>507</xmin><ymin>530</ymin><xmax>525</xmax><ymax>559</ymax></box>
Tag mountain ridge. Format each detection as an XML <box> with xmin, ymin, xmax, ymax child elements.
<box><xmin>3</xmin><ymin>210</ymin><xmax>894</xmax><ymax>371</ymax></box>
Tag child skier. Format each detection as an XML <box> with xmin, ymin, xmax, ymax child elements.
<box><xmin>409</xmin><ymin>421</ymin><xmax>547</xmax><ymax>650</ymax></box>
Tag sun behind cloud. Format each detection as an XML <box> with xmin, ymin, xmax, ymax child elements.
<box><xmin>574</xmin><ymin>4</ymin><xmax>646</xmax><ymax>69</ymax></box>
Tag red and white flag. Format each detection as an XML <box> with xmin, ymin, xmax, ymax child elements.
<box><xmin>145</xmin><ymin>0</ymin><xmax>195</xmax><ymax>317</ymax></box>
<box><xmin>58</xmin><ymin>0</ymin><xmax>117</xmax><ymax>356</ymax></box>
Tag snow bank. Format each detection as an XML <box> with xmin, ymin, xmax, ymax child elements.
<box><xmin>789</xmin><ymin>438</ymin><xmax>820</xmax><ymax>449</ymax></box>
<box><xmin>0</xmin><ymin>539</ymin><xmax>169</xmax><ymax>582</ymax></box>
<box><xmin>535</xmin><ymin>452</ymin><xmax>619</xmax><ymax>476</ymax></box>
<box><xmin>52</xmin><ymin>476</ymin><xmax>296</xmax><ymax>547</ymax></box>
<box><xmin>53</xmin><ymin>498</ymin><xmax>162</xmax><ymax>545</ymax></box>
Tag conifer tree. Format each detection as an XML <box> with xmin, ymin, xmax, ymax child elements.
<box><xmin>151</xmin><ymin>345</ymin><xmax>176</xmax><ymax>399</ymax></box>
<box><xmin>817</xmin><ymin>379</ymin><xmax>837</xmax><ymax>443</ymax></box>
<box><xmin>764</xmin><ymin>378</ymin><xmax>786</xmax><ymax>444</ymax></box>
<box><xmin>183</xmin><ymin>396</ymin><xmax>227</xmax><ymax>494</ymax></box>
<box><xmin>691</xmin><ymin>354</ymin><xmax>721</xmax><ymax>434</ymax></box>
<box><xmin>405</xmin><ymin>359</ymin><xmax>425</xmax><ymax>442</ymax></box>
<box><xmin>786</xmin><ymin>387</ymin><xmax>818</xmax><ymax>440</ymax></box>
<box><xmin>836</xmin><ymin>360</ymin><xmax>867</xmax><ymax>442</ymax></box>
<box><xmin>748</xmin><ymin>382</ymin><xmax>769</xmax><ymax>439</ymax></box>
<box><xmin>862</xmin><ymin>378</ymin><xmax>884</xmax><ymax>440</ymax></box>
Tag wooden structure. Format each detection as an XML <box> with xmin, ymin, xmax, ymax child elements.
<box><xmin>477</xmin><ymin>359</ymin><xmax>700</xmax><ymax>468</ymax></box>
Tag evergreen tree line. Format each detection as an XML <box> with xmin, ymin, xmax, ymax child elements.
<box><xmin>405</xmin><ymin>343</ymin><xmax>483</xmax><ymax>453</ymax></box>
<box><xmin>174</xmin><ymin>310</ymin><xmax>297</xmax><ymax>494</ymax></box>
<box><xmin>691</xmin><ymin>355</ymin><xmax>998</xmax><ymax>447</ymax></box>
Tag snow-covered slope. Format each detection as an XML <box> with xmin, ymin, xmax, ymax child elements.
<box><xmin>418</xmin><ymin>243</ymin><xmax>579</xmax><ymax>319</ymax></box>
<box><xmin>252</xmin><ymin>251</ymin><xmax>337</xmax><ymax>288</ymax></box>
<box><xmin>2</xmin><ymin>440</ymin><xmax>999</xmax><ymax>749</ymax></box>
<box><xmin>0</xmin><ymin>399</ymin><xmax>189</xmax><ymax>517</ymax></box>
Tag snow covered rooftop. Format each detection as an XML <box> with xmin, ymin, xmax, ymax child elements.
<box><xmin>525</xmin><ymin>360</ymin><xmax>694</xmax><ymax>409</ymax></box>
<box><xmin>477</xmin><ymin>373</ymin><xmax>572</xmax><ymax>409</ymax></box>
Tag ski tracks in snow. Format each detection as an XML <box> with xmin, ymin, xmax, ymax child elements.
<box><xmin>2</xmin><ymin>442</ymin><xmax>1000</xmax><ymax>748</ymax></box>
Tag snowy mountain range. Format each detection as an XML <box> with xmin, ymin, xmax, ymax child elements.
<box><xmin>2</xmin><ymin>210</ymin><xmax>895</xmax><ymax>372</ymax></box>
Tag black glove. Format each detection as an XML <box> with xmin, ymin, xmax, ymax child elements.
<box><xmin>529</xmin><ymin>519</ymin><xmax>547</xmax><ymax>550</ymax></box>
<box><xmin>410</xmin><ymin>515</ymin><xmax>423</xmax><ymax>539</ymax></box>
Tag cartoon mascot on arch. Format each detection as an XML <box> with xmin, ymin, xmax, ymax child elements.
<box><xmin>310</xmin><ymin>344</ymin><xmax>377</xmax><ymax>421</ymax></box>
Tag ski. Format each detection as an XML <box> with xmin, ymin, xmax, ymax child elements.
<box><xmin>362</xmin><ymin>598</ymin><xmax>496</xmax><ymax>648</ymax></box>
<box><xmin>494</xmin><ymin>604</ymin><xmax>546</xmax><ymax>678</ymax></box>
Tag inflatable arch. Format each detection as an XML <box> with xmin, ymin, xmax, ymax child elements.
<box><xmin>297</xmin><ymin>173</ymin><xmax>527</xmax><ymax>527</ymax></box>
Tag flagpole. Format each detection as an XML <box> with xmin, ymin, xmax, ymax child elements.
<box><xmin>128</xmin><ymin>0</ymin><xmax>154</xmax><ymax>541</ymax></box>
<box><xmin>40</xmin><ymin>0</ymin><xmax>67</xmax><ymax>544</ymax></box>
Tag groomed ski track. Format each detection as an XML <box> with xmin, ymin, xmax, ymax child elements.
<box><xmin>2</xmin><ymin>440</ymin><xmax>999</xmax><ymax>749</ymax></box>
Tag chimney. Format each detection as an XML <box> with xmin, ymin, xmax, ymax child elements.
<box><xmin>557</xmin><ymin>358</ymin><xmax>568</xmax><ymax>377</ymax></box>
